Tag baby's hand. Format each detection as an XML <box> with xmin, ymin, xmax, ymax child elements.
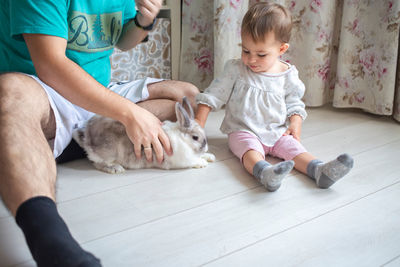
<box><xmin>283</xmin><ymin>115</ymin><xmax>302</xmax><ymax>141</ymax></box>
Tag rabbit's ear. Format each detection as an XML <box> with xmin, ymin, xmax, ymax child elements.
<box><xmin>175</xmin><ymin>101</ymin><xmax>192</xmax><ymax>129</ymax></box>
<box><xmin>182</xmin><ymin>96</ymin><xmax>194</xmax><ymax>119</ymax></box>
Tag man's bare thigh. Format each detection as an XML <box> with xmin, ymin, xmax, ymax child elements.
<box><xmin>146</xmin><ymin>80</ymin><xmax>199</xmax><ymax>101</ymax></box>
<box><xmin>0</xmin><ymin>73</ymin><xmax>56</xmax><ymax>140</ymax></box>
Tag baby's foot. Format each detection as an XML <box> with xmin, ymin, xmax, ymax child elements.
<box><xmin>308</xmin><ymin>154</ymin><xmax>354</xmax><ymax>189</ymax></box>
<box><xmin>259</xmin><ymin>160</ymin><xmax>295</xmax><ymax>192</ymax></box>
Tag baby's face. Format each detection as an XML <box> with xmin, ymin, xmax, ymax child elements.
<box><xmin>241</xmin><ymin>31</ymin><xmax>287</xmax><ymax>73</ymax></box>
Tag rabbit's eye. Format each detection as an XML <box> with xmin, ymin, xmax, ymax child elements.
<box><xmin>192</xmin><ymin>135</ymin><xmax>199</xmax><ymax>141</ymax></box>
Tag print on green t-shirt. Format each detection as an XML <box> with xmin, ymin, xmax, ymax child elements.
<box><xmin>68</xmin><ymin>11</ymin><xmax>122</xmax><ymax>52</ymax></box>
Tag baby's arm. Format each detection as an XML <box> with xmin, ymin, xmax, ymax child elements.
<box><xmin>283</xmin><ymin>114</ymin><xmax>303</xmax><ymax>141</ymax></box>
<box><xmin>284</xmin><ymin>67</ymin><xmax>307</xmax><ymax>141</ymax></box>
<box><xmin>195</xmin><ymin>59</ymin><xmax>239</xmax><ymax>128</ymax></box>
<box><xmin>195</xmin><ymin>104</ymin><xmax>212</xmax><ymax>128</ymax></box>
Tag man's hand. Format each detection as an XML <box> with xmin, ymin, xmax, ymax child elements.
<box><xmin>117</xmin><ymin>0</ymin><xmax>162</xmax><ymax>50</ymax></box>
<box><xmin>283</xmin><ymin>114</ymin><xmax>303</xmax><ymax>141</ymax></box>
<box><xmin>123</xmin><ymin>106</ymin><xmax>172</xmax><ymax>164</ymax></box>
<box><xmin>136</xmin><ymin>0</ymin><xmax>162</xmax><ymax>27</ymax></box>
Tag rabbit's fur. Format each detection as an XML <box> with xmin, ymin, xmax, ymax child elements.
<box><xmin>73</xmin><ymin>97</ymin><xmax>215</xmax><ymax>174</ymax></box>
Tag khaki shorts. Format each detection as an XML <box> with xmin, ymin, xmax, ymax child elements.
<box><xmin>29</xmin><ymin>75</ymin><xmax>163</xmax><ymax>158</ymax></box>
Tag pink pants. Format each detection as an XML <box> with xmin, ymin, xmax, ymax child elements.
<box><xmin>228</xmin><ymin>131</ymin><xmax>307</xmax><ymax>162</ymax></box>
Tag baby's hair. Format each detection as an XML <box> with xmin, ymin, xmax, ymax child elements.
<box><xmin>241</xmin><ymin>2</ymin><xmax>292</xmax><ymax>43</ymax></box>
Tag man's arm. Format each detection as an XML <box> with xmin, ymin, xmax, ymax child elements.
<box><xmin>117</xmin><ymin>0</ymin><xmax>162</xmax><ymax>51</ymax></box>
<box><xmin>24</xmin><ymin>33</ymin><xmax>171</xmax><ymax>163</ymax></box>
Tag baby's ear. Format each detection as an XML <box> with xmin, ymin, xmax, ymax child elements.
<box><xmin>280</xmin><ymin>43</ymin><xmax>289</xmax><ymax>55</ymax></box>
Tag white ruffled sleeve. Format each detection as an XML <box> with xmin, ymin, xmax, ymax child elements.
<box><xmin>196</xmin><ymin>59</ymin><xmax>239</xmax><ymax>111</ymax></box>
<box><xmin>285</xmin><ymin>66</ymin><xmax>307</xmax><ymax>120</ymax></box>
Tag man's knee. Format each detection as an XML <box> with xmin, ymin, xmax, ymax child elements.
<box><xmin>174</xmin><ymin>81</ymin><xmax>200</xmax><ymax>110</ymax></box>
<box><xmin>0</xmin><ymin>73</ymin><xmax>30</xmax><ymax>112</ymax></box>
<box><xmin>178</xmin><ymin>81</ymin><xmax>200</xmax><ymax>98</ymax></box>
<box><xmin>0</xmin><ymin>73</ymin><xmax>56</xmax><ymax>142</ymax></box>
<box><xmin>149</xmin><ymin>79</ymin><xmax>200</xmax><ymax>109</ymax></box>
<box><xmin>0</xmin><ymin>73</ymin><xmax>48</xmax><ymax>116</ymax></box>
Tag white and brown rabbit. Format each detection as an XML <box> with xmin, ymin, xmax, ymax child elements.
<box><xmin>73</xmin><ymin>97</ymin><xmax>215</xmax><ymax>174</ymax></box>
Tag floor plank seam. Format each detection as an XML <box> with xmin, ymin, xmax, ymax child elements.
<box><xmin>79</xmin><ymin>186</ymin><xmax>261</xmax><ymax>245</ymax></box>
<box><xmin>303</xmin><ymin>118</ymin><xmax>400</xmax><ymax>143</ymax></box>
<box><xmin>346</xmin><ymin>138</ymin><xmax>400</xmax><ymax>157</ymax></box>
<box><xmin>381</xmin><ymin>253</ymin><xmax>400</xmax><ymax>266</ymax></box>
<box><xmin>302</xmin><ymin>119</ymin><xmax>373</xmax><ymax>140</ymax></box>
<box><xmin>198</xmin><ymin>180</ymin><xmax>400</xmax><ymax>266</ymax></box>
<box><xmin>55</xmin><ymin>158</ymin><xmax>234</xmax><ymax>205</ymax></box>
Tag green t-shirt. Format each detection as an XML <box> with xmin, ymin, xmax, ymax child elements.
<box><xmin>0</xmin><ymin>0</ymin><xmax>136</xmax><ymax>86</ymax></box>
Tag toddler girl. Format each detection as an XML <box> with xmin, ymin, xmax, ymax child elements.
<box><xmin>195</xmin><ymin>2</ymin><xmax>353</xmax><ymax>191</ymax></box>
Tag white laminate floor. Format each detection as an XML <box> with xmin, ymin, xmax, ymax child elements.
<box><xmin>1</xmin><ymin>106</ymin><xmax>400</xmax><ymax>267</ymax></box>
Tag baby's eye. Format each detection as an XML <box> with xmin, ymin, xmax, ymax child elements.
<box><xmin>258</xmin><ymin>54</ymin><xmax>267</xmax><ymax>57</ymax></box>
<box><xmin>192</xmin><ymin>135</ymin><xmax>199</xmax><ymax>141</ymax></box>
<box><xmin>242</xmin><ymin>50</ymin><xmax>250</xmax><ymax>54</ymax></box>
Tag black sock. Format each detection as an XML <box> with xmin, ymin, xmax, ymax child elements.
<box><xmin>16</xmin><ymin>196</ymin><xmax>101</xmax><ymax>267</ymax></box>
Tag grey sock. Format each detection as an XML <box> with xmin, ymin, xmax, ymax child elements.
<box><xmin>307</xmin><ymin>153</ymin><xmax>354</xmax><ymax>189</ymax></box>
<box><xmin>253</xmin><ymin>160</ymin><xmax>295</xmax><ymax>192</ymax></box>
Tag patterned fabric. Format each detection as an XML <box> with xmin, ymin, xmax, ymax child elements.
<box><xmin>179</xmin><ymin>0</ymin><xmax>214</xmax><ymax>89</ymax></box>
<box><xmin>180</xmin><ymin>0</ymin><xmax>400</xmax><ymax>122</ymax></box>
<box><xmin>110</xmin><ymin>18</ymin><xmax>171</xmax><ymax>82</ymax></box>
<box><xmin>213</xmin><ymin>0</ymin><xmax>249</xmax><ymax>78</ymax></box>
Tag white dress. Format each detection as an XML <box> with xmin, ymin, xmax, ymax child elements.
<box><xmin>196</xmin><ymin>59</ymin><xmax>307</xmax><ymax>146</ymax></box>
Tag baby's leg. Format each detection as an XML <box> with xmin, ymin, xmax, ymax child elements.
<box><xmin>272</xmin><ymin>135</ymin><xmax>354</xmax><ymax>188</ymax></box>
<box><xmin>229</xmin><ymin>132</ymin><xmax>294</xmax><ymax>192</ymax></box>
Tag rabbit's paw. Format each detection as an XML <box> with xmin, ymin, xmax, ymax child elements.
<box><xmin>94</xmin><ymin>162</ymin><xmax>126</xmax><ymax>174</ymax></box>
<box><xmin>192</xmin><ymin>158</ymin><xmax>208</xmax><ymax>168</ymax></box>
<box><xmin>202</xmin><ymin>152</ymin><xmax>216</xmax><ymax>162</ymax></box>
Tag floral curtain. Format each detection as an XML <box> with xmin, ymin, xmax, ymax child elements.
<box><xmin>179</xmin><ymin>0</ymin><xmax>400</xmax><ymax>122</ymax></box>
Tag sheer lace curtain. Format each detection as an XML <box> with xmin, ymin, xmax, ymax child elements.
<box><xmin>179</xmin><ymin>0</ymin><xmax>400</xmax><ymax>122</ymax></box>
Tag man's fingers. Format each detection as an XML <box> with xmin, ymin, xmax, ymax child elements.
<box><xmin>151</xmin><ymin>141</ymin><xmax>164</xmax><ymax>164</ymax></box>
<box><xmin>143</xmin><ymin>145</ymin><xmax>153</xmax><ymax>162</ymax></box>
<box><xmin>158</xmin><ymin>129</ymin><xmax>172</xmax><ymax>156</ymax></box>
<box><xmin>134</xmin><ymin>141</ymin><xmax>142</xmax><ymax>159</ymax></box>
<box><xmin>136</xmin><ymin>0</ymin><xmax>161</xmax><ymax>20</ymax></box>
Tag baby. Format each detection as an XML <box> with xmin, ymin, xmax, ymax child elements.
<box><xmin>195</xmin><ymin>2</ymin><xmax>353</xmax><ymax>192</ymax></box>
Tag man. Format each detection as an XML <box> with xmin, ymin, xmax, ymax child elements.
<box><xmin>0</xmin><ymin>0</ymin><xmax>199</xmax><ymax>266</ymax></box>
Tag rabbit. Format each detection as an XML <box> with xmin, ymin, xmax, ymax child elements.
<box><xmin>72</xmin><ymin>97</ymin><xmax>215</xmax><ymax>174</ymax></box>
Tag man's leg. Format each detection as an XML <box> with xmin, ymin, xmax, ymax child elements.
<box><xmin>0</xmin><ymin>73</ymin><xmax>100</xmax><ymax>266</ymax></box>
<box><xmin>0</xmin><ymin>73</ymin><xmax>56</xmax><ymax>215</ymax></box>
<box><xmin>138</xmin><ymin>80</ymin><xmax>199</xmax><ymax>121</ymax></box>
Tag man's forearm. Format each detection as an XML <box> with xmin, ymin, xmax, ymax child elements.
<box><xmin>117</xmin><ymin>0</ymin><xmax>162</xmax><ymax>51</ymax></box>
<box><xmin>38</xmin><ymin>56</ymin><xmax>139</xmax><ymax>125</ymax></box>
<box><xmin>116</xmin><ymin>18</ymin><xmax>149</xmax><ymax>51</ymax></box>
<box><xmin>24</xmin><ymin>33</ymin><xmax>139</xmax><ymax>126</ymax></box>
